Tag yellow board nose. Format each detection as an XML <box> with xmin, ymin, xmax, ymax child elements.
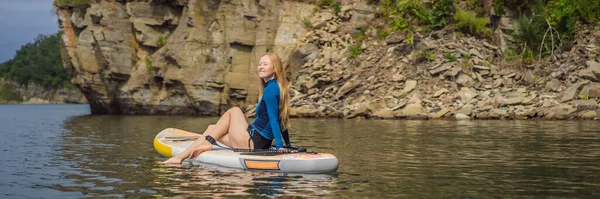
<box><xmin>154</xmin><ymin>138</ymin><xmax>173</xmax><ymax>157</ymax></box>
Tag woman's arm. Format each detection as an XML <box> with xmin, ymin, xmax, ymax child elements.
<box><xmin>264</xmin><ymin>91</ymin><xmax>284</xmax><ymax>149</ymax></box>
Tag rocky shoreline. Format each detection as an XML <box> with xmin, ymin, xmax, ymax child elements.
<box><xmin>54</xmin><ymin>1</ymin><xmax>599</xmax><ymax>120</ymax></box>
<box><xmin>0</xmin><ymin>78</ymin><xmax>86</xmax><ymax>104</ymax></box>
<box><xmin>284</xmin><ymin>5</ymin><xmax>600</xmax><ymax>120</ymax></box>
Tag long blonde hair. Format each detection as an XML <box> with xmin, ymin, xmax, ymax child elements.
<box><xmin>258</xmin><ymin>53</ymin><xmax>291</xmax><ymax>130</ymax></box>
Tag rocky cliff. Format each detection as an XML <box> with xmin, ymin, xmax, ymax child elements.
<box><xmin>56</xmin><ymin>0</ymin><xmax>600</xmax><ymax>119</ymax></box>
<box><xmin>57</xmin><ymin>0</ymin><xmax>315</xmax><ymax>115</ymax></box>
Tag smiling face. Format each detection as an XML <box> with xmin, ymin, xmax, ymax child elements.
<box><xmin>257</xmin><ymin>55</ymin><xmax>276</xmax><ymax>82</ymax></box>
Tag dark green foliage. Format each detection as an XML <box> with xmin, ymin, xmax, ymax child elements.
<box><xmin>512</xmin><ymin>0</ymin><xmax>561</xmax><ymax>60</ymax></box>
<box><xmin>500</xmin><ymin>0</ymin><xmax>536</xmax><ymax>13</ymax></box>
<box><xmin>368</xmin><ymin>0</ymin><xmax>380</xmax><ymax>4</ymax></box>
<box><xmin>349</xmin><ymin>30</ymin><xmax>365</xmax><ymax>58</ymax></box>
<box><xmin>465</xmin><ymin>0</ymin><xmax>483</xmax><ymax>16</ymax></box>
<box><xmin>422</xmin><ymin>51</ymin><xmax>436</xmax><ymax>61</ymax></box>
<box><xmin>494</xmin><ymin>0</ymin><xmax>506</xmax><ymax>16</ymax></box>
<box><xmin>316</xmin><ymin>0</ymin><xmax>340</xmax><ymax>15</ymax></box>
<box><xmin>53</xmin><ymin>0</ymin><xmax>90</xmax><ymax>9</ymax></box>
<box><xmin>445</xmin><ymin>53</ymin><xmax>457</xmax><ymax>62</ymax></box>
<box><xmin>145</xmin><ymin>56</ymin><xmax>153</xmax><ymax>72</ymax></box>
<box><xmin>546</xmin><ymin>0</ymin><xmax>600</xmax><ymax>41</ymax></box>
<box><xmin>348</xmin><ymin>45</ymin><xmax>361</xmax><ymax>58</ymax></box>
<box><xmin>496</xmin><ymin>0</ymin><xmax>600</xmax><ymax>61</ymax></box>
<box><xmin>0</xmin><ymin>84</ymin><xmax>21</xmax><ymax>102</ymax></box>
<box><xmin>0</xmin><ymin>33</ymin><xmax>72</xmax><ymax>88</ymax></box>
<box><xmin>301</xmin><ymin>17</ymin><xmax>312</xmax><ymax>28</ymax></box>
<box><xmin>430</xmin><ymin>0</ymin><xmax>456</xmax><ymax>28</ymax></box>
<box><xmin>333</xmin><ymin>3</ymin><xmax>341</xmax><ymax>14</ymax></box>
<box><xmin>156</xmin><ymin>35</ymin><xmax>168</xmax><ymax>47</ymax></box>
<box><xmin>380</xmin><ymin>0</ymin><xmax>431</xmax><ymax>31</ymax></box>
<box><xmin>521</xmin><ymin>48</ymin><xmax>535</xmax><ymax>64</ymax></box>
<box><xmin>454</xmin><ymin>10</ymin><xmax>489</xmax><ymax>36</ymax></box>
<box><xmin>72</xmin><ymin>0</ymin><xmax>90</xmax><ymax>7</ymax></box>
<box><xmin>316</xmin><ymin>0</ymin><xmax>338</xmax><ymax>7</ymax></box>
<box><xmin>503</xmin><ymin>44</ymin><xmax>518</xmax><ymax>61</ymax></box>
<box><xmin>376</xmin><ymin>27</ymin><xmax>389</xmax><ymax>40</ymax></box>
<box><xmin>53</xmin><ymin>0</ymin><xmax>69</xmax><ymax>8</ymax></box>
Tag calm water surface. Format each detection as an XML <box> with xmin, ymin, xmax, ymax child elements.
<box><xmin>0</xmin><ymin>104</ymin><xmax>599</xmax><ymax>198</ymax></box>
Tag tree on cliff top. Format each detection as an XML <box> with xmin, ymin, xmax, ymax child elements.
<box><xmin>0</xmin><ymin>33</ymin><xmax>72</xmax><ymax>88</ymax></box>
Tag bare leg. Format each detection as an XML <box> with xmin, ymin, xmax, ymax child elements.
<box><xmin>189</xmin><ymin>107</ymin><xmax>252</xmax><ymax>158</ymax></box>
<box><xmin>161</xmin><ymin>125</ymin><xmax>215</xmax><ymax>164</ymax></box>
<box><xmin>161</xmin><ymin>107</ymin><xmax>250</xmax><ymax>164</ymax></box>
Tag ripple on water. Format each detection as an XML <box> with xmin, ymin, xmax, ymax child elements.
<box><xmin>1</xmin><ymin>106</ymin><xmax>600</xmax><ymax>198</ymax></box>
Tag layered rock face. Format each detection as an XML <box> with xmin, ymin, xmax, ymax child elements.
<box><xmin>57</xmin><ymin>0</ymin><xmax>313</xmax><ymax>115</ymax></box>
<box><xmin>57</xmin><ymin>0</ymin><xmax>600</xmax><ymax>120</ymax></box>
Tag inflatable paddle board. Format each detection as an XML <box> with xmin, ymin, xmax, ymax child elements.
<box><xmin>154</xmin><ymin>128</ymin><xmax>339</xmax><ymax>173</ymax></box>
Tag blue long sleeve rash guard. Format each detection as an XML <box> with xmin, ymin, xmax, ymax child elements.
<box><xmin>249</xmin><ymin>79</ymin><xmax>285</xmax><ymax>149</ymax></box>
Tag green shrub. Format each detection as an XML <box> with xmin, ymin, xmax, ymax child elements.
<box><xmin>0</xmin><ymin>84</ymin><xmax>21</xmax><ymax>102</ymax></box>
<box><xmin>430</xmin><ymin>0</ymin><xmax>455</xmax><ymax>29</ymax></box>
<box><xmin>53</xmin><ymin>0</ymin><xmax>69</xmax><ymax>8</ymax></box>
<box><xmin>494</xmin><ymin>0</ymin><xmax>506</xmax><ymax>16</ymax></box>
<box><xmin>503</xmin><ymin>44</ymin><xmax>518</xmax><ymax>61</ymax></box>
<box><xmin>301</xmin><ymin>17</ymin><xmax>312</xmax><ymax>29</ymax></box>
<box><xmin>454</xmin><ymin>10</ymin><xmax>489</xmax><ymax>36</ymax></box>
<box><xmin>71</xmin><ymin>0</ymin><xmax>90</xmax><ymax>7</ymax></box>
<box><xmin>333</xmin><ymin>3</ymin><xmax>341</xmax><ymax>14</ymax></box>
<box><xmin>53</xmin><ymin>0</ymin><xmax>90</xmax><ymax>9</ymax></box>
<box><xmin>548</xmin><ymin>0</ymin><xmax>600</xmax><ymax>24</ymax></box>
<box><xmin>521</xmin><ymin>49</ymin><xmax>535</xmax><ymax>64</ymax></box>
<box><xmin>445</xmin><ymin>53</ymin><xmax>457</xmax><ymax>62</ymax></box>
<box><xmin>502</xmin><ymin>0</ymin><xmax>534</xmax><ymax>13</ymax></box>
<box><xmin>348</xmin><ymin>28</ymin><xmax>365</xmax><ymax>58</ymax></box>
<box><xmin>574</xmin><ymin>0</ymin><xmax>600</xmax><ymax>23</ymax></box>
<box><xmin>0</xmin><ymin>33</ymin><xmax>71</xmax><ymax>88</ymax></box>
<box><xmin>422</xmin><ymin>51</ymin><xmax>436</xmax><ymax>61</ymax></box>
<box><xmin>503</xmin><ymin>0</ymin><xmax>600</xmax><ymax>63</ymax></box>
<box><xmin>582</xmin><ymin>92</ymin><xmax>589</xmax><ymax>100</ymax></box>
<box><xmin>380</xmin><ymin>0</ymin><xmax>431</xmax><ymax>31</ymax></box>
<box><xmin>317</xmin><ymin>0</ymin><xmax>338</xmax><ymax>7</ymax></box>
<box><xmin>145</xmin><ymin>57</ymin><xmax>153</xmax><ymax>73</ymax></box>
<box><xmin>348</xmin><ymin>45</ymin><xmax>361</xmax><ymax>58</ymax></box>
<box><xmin>512</xmin><ymin>0</ymin><xmax>562</xmax><ymax>60</ymax></box>
<box><xmin>462</xmin><ymin>53</ymin><xmax>472</xmax><ymax>60</ymax></box>
<box><xmin>376</xmin><ymin>28</ymin><xmax>389</xmax><ymax>40</ymax></box>
<box><xmin>352</xmin><ymin>33</ymin><xmax>365</xmax><ymax>44</ymax></box>
<box><xmin>546</xmin><ymin>0</ymin><xmax>577</xmax><ymax>42</ymax></box>
<box><xmin>546</xmin><ymin>0</ymin><xmax>600</xmax><ymax>42</ymax></box>
<box><xmin>156</xmin><ymin>35</ymin><xmax>168</xmax><ymax>47</ymax></box>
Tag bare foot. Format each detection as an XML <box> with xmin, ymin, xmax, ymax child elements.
<box><xmin>161</xmin><ymin>157</ymin><xmax>183</xmax><ymax>164</ymax></box>
<box><xmin>189</xmin><ymin>144</ymin><xmax>213</xmax><ymax>159</ymax></box>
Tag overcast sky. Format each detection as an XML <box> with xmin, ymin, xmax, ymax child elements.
<box><xmin>0</xmin><ymin>0</ymin><xmax>59</xmax><ymax>63</ymax></box>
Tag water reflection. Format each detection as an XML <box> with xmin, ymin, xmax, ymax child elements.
<box><xmin>59</xmin><ymin>115</ymin><xmax>342</xmax><ymax>198</ymax></box>
<box><xmin>153</xmin><ymin>165</ymin><xmax>337</xmax><ymax>197</ymax></box>
<box><xmin>55</xmin><ymin>114</ymin><xmax>600</xmax><ymax>198</ymax></box>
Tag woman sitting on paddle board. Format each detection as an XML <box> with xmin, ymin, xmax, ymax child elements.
<box><xmin>162</xmin><ymin>53</ymin><xmax>292</xmax><ymax>164</ymax></box>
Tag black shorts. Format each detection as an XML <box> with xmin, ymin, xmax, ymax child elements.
<box><xmin>248</xmin><ymin>126</ymin><xmax>272</xmax><ymax>149</ymax></box>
